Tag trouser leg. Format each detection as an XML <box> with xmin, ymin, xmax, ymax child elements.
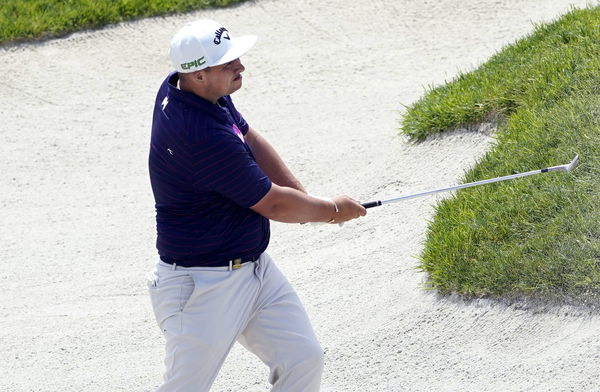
<box><xmin>148</xmin><ymin>261</ymin><xmax>261</xmax><ymax>392</ymax></box>
<box><xmin>238</xmin><ymin>254</ymin><xmax>324</xmax><ymax>392</ymax></box>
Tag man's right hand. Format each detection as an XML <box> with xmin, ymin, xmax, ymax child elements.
<box><xmin>328</xmin><ymin>196</ymin><xmax>367</xmax><ymax>224</ymax></box>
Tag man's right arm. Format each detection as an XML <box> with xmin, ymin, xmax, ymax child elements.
<box><xmin>250</xmin><ymin>183</ymin><xmax>366</xmax><ymax>224</ymax></box>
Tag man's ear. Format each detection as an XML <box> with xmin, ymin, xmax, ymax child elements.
<box><xmin>194</xmin><ymin>70</ymin><xmax>205</xmax><ymax>82</ymax></box>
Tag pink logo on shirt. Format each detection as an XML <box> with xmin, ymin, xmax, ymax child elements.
<box><xmin>232</xmin><ymin>124</ymin><xmax>244</xmax><ymax>142</ymax></box>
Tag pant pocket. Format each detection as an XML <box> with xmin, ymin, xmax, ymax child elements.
<box><xmin>148</xmin><ymin>272</ymin><xmax>195</xmax><ymax>333</ymax></box>
<box><xmin>147</xmin><ymin>270</ymin><xmax>159</xmax><ymax>288</ymax></box>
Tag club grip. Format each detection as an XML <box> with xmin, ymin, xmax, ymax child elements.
<box><xmin>361</xmin><ymin>200</ymin><xmax>382</xmax><ymax>209</ymax></box>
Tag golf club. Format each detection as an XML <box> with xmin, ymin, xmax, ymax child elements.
<box><xmin>361</xmin><ymin>154</ymin><xmax>579</xmax><ymax>209</ymax></box>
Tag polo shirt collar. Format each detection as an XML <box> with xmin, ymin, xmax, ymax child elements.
<box><xmin>166</xmin><ymin>72</ymin><xmax>228</xmax><ymax>121</ymax></box>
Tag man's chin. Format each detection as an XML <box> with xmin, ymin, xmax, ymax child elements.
<box><xmin>229</xmin><ymin>82</ymin><xmax>243</xmax><ymax>94</ymax></box>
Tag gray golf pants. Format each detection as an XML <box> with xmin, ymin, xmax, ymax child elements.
<box><xmin>148</xmin><ymin>253</ymin><xmax>324</xmax><ymax>391</ymax></box>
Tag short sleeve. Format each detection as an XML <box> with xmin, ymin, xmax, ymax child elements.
<box><xmin>192</xmin><ymin>130</ymin><xmax>271</xmax><ymax>208</ymax></box>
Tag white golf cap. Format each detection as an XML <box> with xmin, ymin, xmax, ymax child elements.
<box><xmin>169</xmin><ymin>19</ymin><xmax>257</xmax><ymax>73</ymax></box>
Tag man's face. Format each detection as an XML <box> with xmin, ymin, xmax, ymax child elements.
<box><xmin>203</xmin><ymin>58</ymin><xmax>246</xmax><ymax>100</ymax></box>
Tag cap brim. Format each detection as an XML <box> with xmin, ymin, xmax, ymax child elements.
<box><xmin>212</xmin><ymin>35</ymin><xmax>257</xmax><ymax>67</ymax></box>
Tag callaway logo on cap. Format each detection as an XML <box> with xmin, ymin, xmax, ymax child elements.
<box><xmin>213</xmin><ymin>27</ymin><xmax>230</xmax><ymax>44</ymax></box>
<box><xmin>169</xmin><ymin>19</ymin><xmax>257</xmax><ymax>73</ymax></box>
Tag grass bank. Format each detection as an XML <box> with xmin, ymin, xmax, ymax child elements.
<box><xmin>0</xmin><ymin>0</ymin><xmax>247</xmax><ymax>45</ymax></box>
<box><xmin>403</xmin><ymin>6</ymin><xmax>600</xmax><ymax>301</ymax></box>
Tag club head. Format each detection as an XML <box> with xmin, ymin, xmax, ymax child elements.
<box><xmin>565</xmin><ymin>154</ymin><xmax>579</xmax><ymax>171</ymax></box>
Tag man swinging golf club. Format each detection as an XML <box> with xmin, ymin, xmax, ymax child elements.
<box><xmin>147</xmin><ymin>19</ymin><xmax>366</xmax><ymax>392</ymax></box>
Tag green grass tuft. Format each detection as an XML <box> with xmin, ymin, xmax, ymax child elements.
<box><xmin>0</xmin><ymin>0</ymin><xmax>247</xmax><ymax>45</ymax></box>
<box><xmin>403</xmin><ymin>7</ymin><xmax>600</xmax><ymax>141</ymax></box>
<box><xmin>405</xmin><ymin>6</ymin><xmax>600</xmax><ymax>301</ymax></box>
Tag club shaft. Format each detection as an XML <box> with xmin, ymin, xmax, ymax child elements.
<box><xmin>362</xmin><ymin>161</ymin><xmax>571</xmax><ymax>209</ymax></box>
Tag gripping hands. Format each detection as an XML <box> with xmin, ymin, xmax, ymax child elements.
<box><xmin>310</xmin><ymin>194</ymin><xmax>366</xmax><ymax>225</ymax></box>
<box><xmin>328</xmin><ymin>195</ymin><xmax>367</xmax><ymax>224</ymax></box>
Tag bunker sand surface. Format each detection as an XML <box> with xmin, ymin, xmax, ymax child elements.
<box><xmin>1</xmin><ymin>0</ymin><xmax>599</xmax><ymax>391</ymax></box>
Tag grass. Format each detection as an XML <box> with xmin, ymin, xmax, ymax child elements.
<box><xmin>403</xmin><ymin>6</ymin><xmax>600</xmax><ymax>302</ymax></box>
<box><xmin>0</xmin><ymin>0</ymin><xmax>247</xmax><ymax>45</ymax></box>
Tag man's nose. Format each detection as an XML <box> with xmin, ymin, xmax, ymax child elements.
<box><xmin>232</xmin><ymin>58</ymin><xmax>244</xmax><ymax>72</ymax></box>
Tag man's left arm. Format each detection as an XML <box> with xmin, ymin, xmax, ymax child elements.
<box><xmin>245</xmin><ymin>126</ymin><xmax>307</xmax><ymax>193</ymax></box>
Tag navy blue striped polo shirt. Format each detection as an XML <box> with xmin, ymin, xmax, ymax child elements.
<box><xmin>148</xmin><ymin>72</ymin><xmax>272</xmax><ymax>266</ymax></box>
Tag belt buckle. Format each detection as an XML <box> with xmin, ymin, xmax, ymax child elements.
<box><xmin>232</xmin><ymin>258</ymin><xmax>243</xmax><ymax>270</ymax></box>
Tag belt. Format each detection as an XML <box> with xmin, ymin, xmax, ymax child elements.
<box><xmin>159</xmin><ymin>254</ymin><xmax>261</xmax><ymax>269</ymax></box>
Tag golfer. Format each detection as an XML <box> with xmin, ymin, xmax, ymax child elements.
<box><xmin>147</xmin><ymin>19</ymin><xmax>366</xmax><ymax>392</ymax></box>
